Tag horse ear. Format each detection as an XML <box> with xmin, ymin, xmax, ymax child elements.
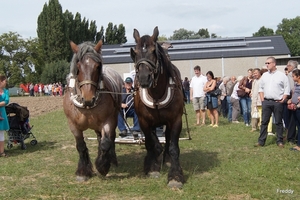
<box><xmin>70</xmin><ymin>41</ymin><xmax>79</xmax><ymax>53</ymax></box>
<box><xmin>152</xmin><ymin>26</ymin><xmax>159</xmax><ymax>42</ymax></box>
<box><xmin>94</xmin><ymin>40</ymin><xmax>103</xmax><ymax>52</ymax></box>
<box><xmin>130</xmin><ymin>48</ymin><xmax>136</xmax><ymax>62</ymax></box>
<box><xmin>133</xmin><ymin>29</ymin><xmax>140</xmax><ymax>43</ymax></box>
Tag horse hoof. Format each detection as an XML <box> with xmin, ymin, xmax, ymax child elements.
<box><xmin>148</xmin><ymin>171</ymin><xmax>160</xmax><ymax>178</ymax></box>
<box><xmin>168</xmin><ymin>180</ymin><xmax>183</xmax><ymax>189</ymax></box>
<box><xmin>76</xmin><ymin>176</ymin><xmax>89</xmax><ymax>182</ymax></box>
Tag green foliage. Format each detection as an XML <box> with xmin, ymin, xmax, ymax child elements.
<box><xmin>158</xmin><ymin>35</ymin><xmax>168</xmax><ymax>41</ymax></box>
<box><xmin>253</xmin><ymin>26</ymin><xmax>274</xmax><ymax>37</ymax></box>
<box><xmin>0</xmin><ymin>103</ymin><xmax>299</xmax><ymax>199</ymax></box>
<box><xmin>169</xmin><ymin>28</ymin><xmax>218</xmax><ymax>40</ymax></box>
<box><xmin>0</xmin><ymin>32</ymin><xmax>41</xmax><ymax>86</ymax></box>
<box><xmin>169</xmin><ymin>28</ymin><xmax>195</xmax><ymax>40</ymax></box>
<box><xmin>197</xmin><ymin>28</ymin><xmax>210</xmax><ymax>38</ymax></box>
<box><xmin>37</xmin><ymin>0</ymin><xmax>69</xmax><ymax>63</ymax></box>
<box><xmin>105</xmin><ymin>22</ymin><xmax>127</xmax><ymax>44</ymax></box>
<box><xmin>41</xmin><ymin>60</ymin><xmax>69</xmax><ymax>84</ymax></box>
<box><xmin>276</xmin><ymin>16</ymin><xmax>300</xmax><ymax>56</ymax></box>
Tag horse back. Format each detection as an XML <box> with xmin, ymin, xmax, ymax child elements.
<box><xmin>102</xmin><ymin>66</ymin><xmax>123</xmax><ymax>107</ymax></box>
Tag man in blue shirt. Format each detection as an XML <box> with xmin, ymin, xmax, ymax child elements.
<box><xmin>117</xmin><ymin>77</ymin><xmax>140</xmax><ymax>137</ymax></box>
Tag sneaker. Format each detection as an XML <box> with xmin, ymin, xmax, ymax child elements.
<box><xmin>245</xmin><ymin>123</ymin><xmax>250</xmax><ymax>126</ymax></box>
<box><xmin>209</xmin><ymin>124</ymin><xmax>213</xmax><ymax>127</ymax></box>
<box><xmin>268</xmin><ymin>132</ymin><xmax>275</xmax><ymax>136</ymax></box>
<box><xmin>213</xmin><ymin>124</ymin><xmax>218</xmax><ymax>128</ymax></box>
<box><xmin>132</xmin><ymin>131</ymin><xmax>140</xmax><ymax>139</ymax></box>
<box><xmin>119</xmin><ymin>130</ymin><xmax>128</xmax><ymax>137</ymax></box>
<box><xmin>232</xmin><ymin>121</ymin><xmax>239</xmax><ymax>123</ymax></box>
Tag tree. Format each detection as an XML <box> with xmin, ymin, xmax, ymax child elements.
<box><xmin>0</xmin><ymin>32</ymin><xmax>41</xmax><ymax>86</ymax></box>
<box><xmin>96</xmin><ymin>26</ymin><xmax>105</xmax><ymax>42</ymax></box>
<box><xmin>276</xmin><ymin>16</ymin><xmax>300</xmax><ymax>56</ymax></box>
<box><xmin>253</xmin><ymin>26</ymin><xmax>274</xmax><ymax>37</ymax></box>
<box><xmin>37</xmin><ymin>0</ymin><xmax>69</xmax><ymax>63</ymax></box>
<box><xmin>197</xmin><ymin>28</ymin><xmax>210</xmax><ymax>38</ymax></box>
<box><xmin>169</xmin><ymin>28</ymin><xmax>195</xmax><ymax>40</ymax></box>
<box><xmin>211</xmin><ymin>33</ymin><xmax>218</xmax><ymax>38</ymax></box>
<box><xmin>40</xmin><ymin>60</ymin><xmax>69</xmax><ymax>84</ymax></box>
<box><xmin>104</xmin><ymin>22</ymin><xmax>127</xmax><ymax>44</ymax></box>
<box><xmin>158</xmin><ymin>35</ymin><xmax>168</xmax><ymax>41</ymax></box>
<box><xmin>116</xmin><ymin>24</ymin><xmax>127</xmax><ymax>44</ymax></box>
<box><xmin>169</xmin><ymin>28</ymin><xmax>218</xmax><ymax>40</ymax></box>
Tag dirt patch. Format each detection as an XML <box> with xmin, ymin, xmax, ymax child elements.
<box><xmin>9</xmin><ymin>96</ymin><xmax>64</xmax><ymax>118</ymax></box>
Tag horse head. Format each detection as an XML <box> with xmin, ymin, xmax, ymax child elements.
<box><xmin>131</xmin><ymin>26</ymin><xmax>167</xmax><ymax>88</ymax></box>
<box><xmin>70</xmin><ymin>40</ymin><xmax>103</xmax><ymax>108</ymax></box>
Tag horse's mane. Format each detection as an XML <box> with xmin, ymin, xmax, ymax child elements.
<box><xmin>155</xmin><ymin>40</ymin><xmax>180</xmax><ymax>84</ymax></box>
<box><xmin>70</xmin><ymin>42</ymin><xmax>102</xmax><ymax>77</ymax></box>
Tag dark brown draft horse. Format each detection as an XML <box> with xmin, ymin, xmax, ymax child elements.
<box><xmin>130</xmin><ymin>27</ymin><xmax>185</xmax><ymax>188</ymax></box>
<box><xmin>63</xmin><ymin>41</ymin><xmax>123</xmax><ymax>181</ymax></box>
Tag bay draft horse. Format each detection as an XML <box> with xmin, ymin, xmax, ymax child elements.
<box><xmin>63</xmin><ymin>41</ymin><xmax>123</xmax><ymax>181</ymax></box>
<box><xmin>130</xmin><ymin>27</ymin><xmax>185</xmax><ymax>188</ymax></box>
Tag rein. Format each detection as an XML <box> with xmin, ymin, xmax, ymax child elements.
<box><xmin>70</xmin><ymin>78</ymin><xmax>129</xmax><ymax>109</ymax></box>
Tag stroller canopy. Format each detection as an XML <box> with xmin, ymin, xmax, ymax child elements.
<box><xmin>5</xmin><ymin>103</ymin><xmax>29</xmax><ymax>122</ymax></box>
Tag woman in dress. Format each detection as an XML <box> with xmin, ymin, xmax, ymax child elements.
<box><xmin>0</xmin><ymin>74</ymin><xmax>10</xmax><ymax>157</ymax></box>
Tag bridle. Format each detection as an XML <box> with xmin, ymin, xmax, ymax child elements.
<box><xmin>134</xmin><ymin>44</ymin><xmax>163</xmax><ymax>88</ymax></box>
<box><xmin>71</xmin><ymin>60</ymin><xmax>103</xmax><ymax>109</ymax></box>
<box><xmin>78</xmin><ymin>80</ymin><xmax>98</xmax><ymax>88</ymax></box>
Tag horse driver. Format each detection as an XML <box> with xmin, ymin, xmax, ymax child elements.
<box><xmin>117</xmin><ymin>77</ymin><xmax>141</xmax><ymax>137</ymax></box>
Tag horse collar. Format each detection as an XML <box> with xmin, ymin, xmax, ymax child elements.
<box><xmin>139</xmin><ymin>77</ymin><xmax>175</xmax><ymax>109</ymax></box>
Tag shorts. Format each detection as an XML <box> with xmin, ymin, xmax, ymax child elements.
<box><xmin>206</xmin><ymin>96</ymin><xmax>218</xmax><ymax>109</ymax></box>
<box><xmin>193</xmin><ymin>96</ymin><xmax>206</xmax><ymax>111</ymax></box>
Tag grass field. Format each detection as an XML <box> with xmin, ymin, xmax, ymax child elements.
<box><xmin>0</xmin><ymin>104</ymin><xmax>299</xmax><ymax>200</ymax></box>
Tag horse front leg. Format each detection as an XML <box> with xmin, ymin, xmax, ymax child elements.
<box><xmin>74</xmin><ymin>131</ymin><xmax>93</xmax><ymax>181</ymax></box>
<box><xmin>167</xmin><ymin>120</ymin><xmax>184</xmax><ymax>189</ymax></box>
<box><xmin>144</xmin><ymin>127</ymin><xmax>164</xmax><ymax>178</ymax></box>
<box><xmin>95</xmin><ymin>124</ymin><xmax>118</xmax><ymax>176</ymax></box>
<box><xmin>163</xmin><ymin>126</ymin><xmax>171</xmax><ymax>167</ymax></box>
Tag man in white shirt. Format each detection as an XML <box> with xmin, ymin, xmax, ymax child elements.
<box><xmin>255</xmin><ymin>57</ymin><xmax>290</xmax><ymax>148</ymax></box>
<box><xmin>190</xmin><ymin>65</ymin><xmax>207</xmax><ymax>126</ymax></box>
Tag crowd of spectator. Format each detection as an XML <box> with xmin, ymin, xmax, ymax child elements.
<box><xmin>21</xmin><ymin>82</ymin><xmax>65</xmax><ymax>97</ymax></box>
<box><xmin>184</xmin><ymin>57</ymin><xmax>299</xmax><ymax>149</ymax></box>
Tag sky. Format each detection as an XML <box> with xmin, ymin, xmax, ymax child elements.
<box><xmin>1</xmin><ymin>0</ymin><xmax>299</xmax><ymax>43</ymax></box>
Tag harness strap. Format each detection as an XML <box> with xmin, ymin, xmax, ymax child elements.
<box><xmin>78</xmin><ymin>80</ymin><xmax>98</xmax><ymax>88</ymax></box>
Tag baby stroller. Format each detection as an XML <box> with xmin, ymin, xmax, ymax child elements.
<box><xmin>5</xmin><ymin>103</ymin><xmax>37</xmax><ymax>150</ymax></box>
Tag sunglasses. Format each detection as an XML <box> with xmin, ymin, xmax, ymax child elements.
<box><xmin>265</xmin><ymin>62</ymin><xmax>273</xmax><ymax>65</ymax></box>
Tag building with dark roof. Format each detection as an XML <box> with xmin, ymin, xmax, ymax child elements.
<box><xmin>101</xmin><ymin>35</ymin><xmax>291</xmax><ymax>79</ymax></box>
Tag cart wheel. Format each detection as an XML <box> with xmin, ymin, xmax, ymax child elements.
<box><xmin>7</xmin><ymin>143</ymin><xmax>13</xmax><ymax>149</ymax></box>
<box><xmin>21</xmin><ymin>143</ymin><xmax>27</xmax><ymax>150</ymax></box>
<box><xmin>30</xmin><ymin>140</ymin><xmax>37</xmax><ymax>146</ymax></box>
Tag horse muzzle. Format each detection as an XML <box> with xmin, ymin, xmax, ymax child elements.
<box><xmin>82</xmin><ymin>97</ymin><xmax>96</xmax><ymax>108</ymax></box>
<box><xmin>138</xmin><ymin>75</ymin><xmax>153</xmax><ymax>88</ymax></box>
